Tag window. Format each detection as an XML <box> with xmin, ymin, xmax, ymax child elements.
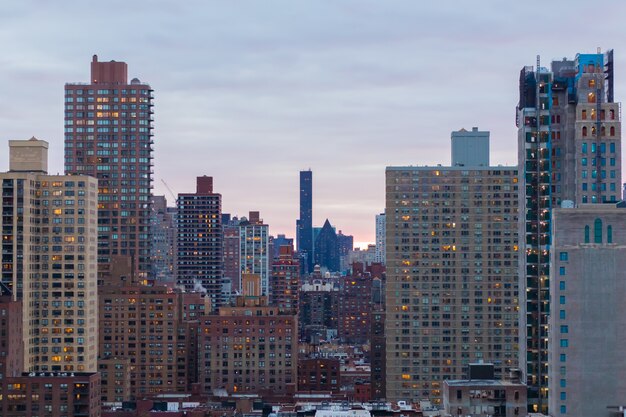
<box><xmin>559</xmin><ymin>281</ymin><xmax>566</xmax><ymax>290</ymax></box>
<box><xmin>560</xmin><ymin>339</ymin><xmax>569</xmax><ymax>347</ymax></box>
<box><xmin>559</xmin><ymin>267</ymin><xmax>566</xmax><ymax>276</ymax></box>
<box><xmin>560</xmin><ymin>296</ymin><xmax>566</xmax><ymax>305</ymax></box>
<box><xmin>582</xmin><ymin>142</ymin><xmax>587</xmax><ymax>153</ymax></box>
<box><xmin>560</xmin><ymin>325</ymin><xmax>568</xmax><ymax>333</ymax></box>
<box><xmin>581</xmin><ymin>158</ymin><xmax>587</xmax><ymax>166</ymax></box>
<box><xmin>559</xmin><ymin>252</ymin><xmax>568</xmax><ymax>261</ymax></box>
<box><xmin>560</xmin><ymin>310</ymin><xmax>566</xmax><ymax>319</ymax></box>
<box><xmin>561</xmin><ymin>405</ymin><xmax>567</xmax><ymax>414</ymax></box>
<box><xmin>607</xmin><ymin>225</ymin><xmax>613</xmax><ymax>243</ymax></box>
<box><xmin>594</xmin><ymin>218</ymin><xmax>603</xmax><ymax>243</ymax></box>
<box><xmin>582</xmin><ymin>126</ymin><xmax>588</xmax><ymax>137</ymax></box>
<box><xmin>584</xmin><ymin>225</ymin><xmax>590</xmax><ymax>243</ymax></box>
<box><xmin>560</xmin><ymin>354</ymin><xmax>566</xmax><ymax>362</ymax></box>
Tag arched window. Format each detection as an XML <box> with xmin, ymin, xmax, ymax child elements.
<box><xmin>592</xmin><ymin>125</ymin><xmax>597</xmax><ymax>136</ymax></box>
<box><xmin>610</xmin><ymin>126</ymin><xmax>615</xmax><ymax>136</ymax></box>
<box><xmin>601</xmin><ymin>126</ymin><xmax>606</xmax><ymax>136</ymax></box>
<box><xmin>582</xmin><ymin>109</ymin><xmax>587</xmax><ymax>120</ymax></box>
<box><xmin>594</xmin><ymin>218</ymin><xmax>603</xmax><ymax>243</ymax></box>
<box><xmin>610</xmin><ymin>109</ymin><xmax>615</xmax><ymax>120</ymax></box>
<box><xmin>584</xmin><ymin>225</ymin><xmax>590</xmax><ymax>243</ymax></box>
<box><xmin>607</xmin><ymin>225</ymin><xmax>613</xmax><ymax>243</ymax></box>
<box><xmin>582</xmin><ymin>126</ymin><xmax>588</xmax><ymax>137</ymax></box>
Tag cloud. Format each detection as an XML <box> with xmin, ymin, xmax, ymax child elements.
<box><xmin>1</xmin><ymin>0</ymin><xmax>626</xmax><ymax>243</ymax></box>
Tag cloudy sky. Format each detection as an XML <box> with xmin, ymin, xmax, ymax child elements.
<box><xmin>1</xmin><ymin>1</ymin><xmax>625</xmax><ymax>247</ymax></box>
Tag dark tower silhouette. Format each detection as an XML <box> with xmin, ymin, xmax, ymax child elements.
<box><xmin>314</xmin><ymin>219</ymin><xmax>339</xmax><ymax>272</ymax></box>
<box><xmin>297</xmin><ymin>170</ymin><xmax>313</xmax><ymax>274</ymax></box>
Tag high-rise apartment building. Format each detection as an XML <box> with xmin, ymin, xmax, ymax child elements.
<box><xmin>338</xmin><ymin>264</ymin><xmax>373</xmax><ymax>344</ymax></box>
<box><xmin>299</xmin><ymin>279</ymin><xmax>339</xmax><ymax>342</ymax></box>
<box><xmin>98</xmin><ymin>278</ymin><xmax>199</xmax><ymax>400</ymax></box>
<box><xmin>1</xmin><ymin>139</ymin><xmax>99</xmax><ymax>373</ymax></box>
<box><xmin>64</xmin><ymin>55</ymin><xmax>154</xmax><ymax>282</ymax></box>
<box><xmin>375</xmin><ymin>213</ymin><xmax>386</xmax><ymax>264</ymax></box>
<box><xmin>223</xmin><ymin>214</ymin><xmax>241</xmax><ymax>294</ymax></box>
<box><xmin>269</xmin><ymin>245</ymin><xmax>300</xmax><ymax>312</ymax></box>
<box><xmin>516</xmin><ymin>49</ymin><xmax>621</xmax><ymax>412</ymax></box>
<box><xmin>548</xmin><ymin>204</ymin><xmax>626</xmax><ymax>417</ymax></box>
<box><xmin>385</xmin><ymin>134</ymin><xmax>519</xmax><ymax>404</ymax></box>
<box><xmin>198</xmin><ymin>274</ymin><xmax>297</xmax><ymax>399</ymax></box>
<box><xmin>150</xmin><ymin>195</ymin><xmax>176</xmax><ymax>283</ymax></box>
<box><xmin>297</xmin><ymin>170</ymin><xmax>313</xmax><ymax>274</ymax></box>
<box><xmin>239</xmin><ymin>211</ymin><xmax>270</xmax><ymax>296</ymax></box>
<box><xmin>177</xmin><ymin>176</ymin><xmax>223</xmax><ymax>310</ymax></box>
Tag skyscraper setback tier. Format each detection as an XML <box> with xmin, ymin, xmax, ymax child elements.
<box><xmin>516</xmin><ymin>49</ymin><xmax>621</xmax><ymax>413</ymax></box>
<box><xmin>64</xmin><ymin>55</ymin><xmax>154</xmax><ymax>282</ymax></box>
<box><xmin>385</xmin><ymin>166</ymin><xmax>519</xmax><ymax>405</ymax></box>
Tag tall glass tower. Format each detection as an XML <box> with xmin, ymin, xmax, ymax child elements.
<box><xmin>297</xmin><ymin>170</ymin><xmax>313</xmax><ymax>273</ymax></box>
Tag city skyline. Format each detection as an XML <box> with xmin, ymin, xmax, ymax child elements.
<box><xmin>2</xmin><ymin>1</ymin><xmax>626</xmax><ymax>246</ymax></box>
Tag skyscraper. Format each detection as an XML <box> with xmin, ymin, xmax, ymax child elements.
<box><xmin>177</xmin><ymin>176</ymin><xmax>223</xmax><ymax>310</ymax></box>
<box><xmin>64</xmin><ymin>55</ymin><xmax>154</xmax><ymax>282</ymax></box>
<box><xmin>150</xmin><ymin>195</ymin><xmax>176</xmax><ymax>283</ymax></box>
<box><xmin>516</xmin><ymin>49</ymin><xmax>621</xmax><ymax>412</ymax></box>
<box><xmin>222</xmin><ymin>214</ymin><xmax>241</xmax><ymax>294</ymax></box>
<box><xmin>1</xmin><ymin>139</ymin><xmax>98</xmax><ymax>372</ymax></box>
<box><xmin>375</xmin><ymin>213</ymin><xmax>386</xmax><ymax>264</ymax></box>
<box><xmin>314</xmin><ymin>219</ymin><xmax>340</xmax><ymax>272</ymax></box>
<box><xmin>385</xmin><ymin>132</ymin><xmax>519</xmax><ymax>404</ymax></box>
<box><xmin>297</xmin><ymin>170</ymin><xmax>313</xmax><ymax>273</ymax></box>
<box><xmin>269</xmin><ymin>245</ymin><xmax>300</xmax><ymax>312</ymax></box>
<box><xmin>239</xmin><ymin>211</ymin><xmax>270</xmax><ymax>296</ymax></box>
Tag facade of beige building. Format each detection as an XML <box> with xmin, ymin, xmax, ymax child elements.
<box><xmin>385</xmin><ymin>134</ymin><xmax>519</xmax><ymax>403</ymax></box>
<box><xmin>1</xmin><ymin>138</ymin><xmax>98</xmax><ymax>372</ymax></box>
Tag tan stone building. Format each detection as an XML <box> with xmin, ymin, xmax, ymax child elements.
<box><xmin>0</xmin><ymin>138</ymin><xmax>98</xmax><ymax>373</ymax></box>
<box><xmin>385</xmin><ymin>133</ymin><xmax>519</xmax><ymax>404</ymax></box>
<box><xmin>548</xmin><ymin>204</ymin><xmax>626</xmax><ymax>417</ymax></box>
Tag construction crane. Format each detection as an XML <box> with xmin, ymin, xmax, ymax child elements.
<box><xmin>161</xmin><ymin>179</ymin><xmax>178</xmax><ymax>205</ymax></box>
